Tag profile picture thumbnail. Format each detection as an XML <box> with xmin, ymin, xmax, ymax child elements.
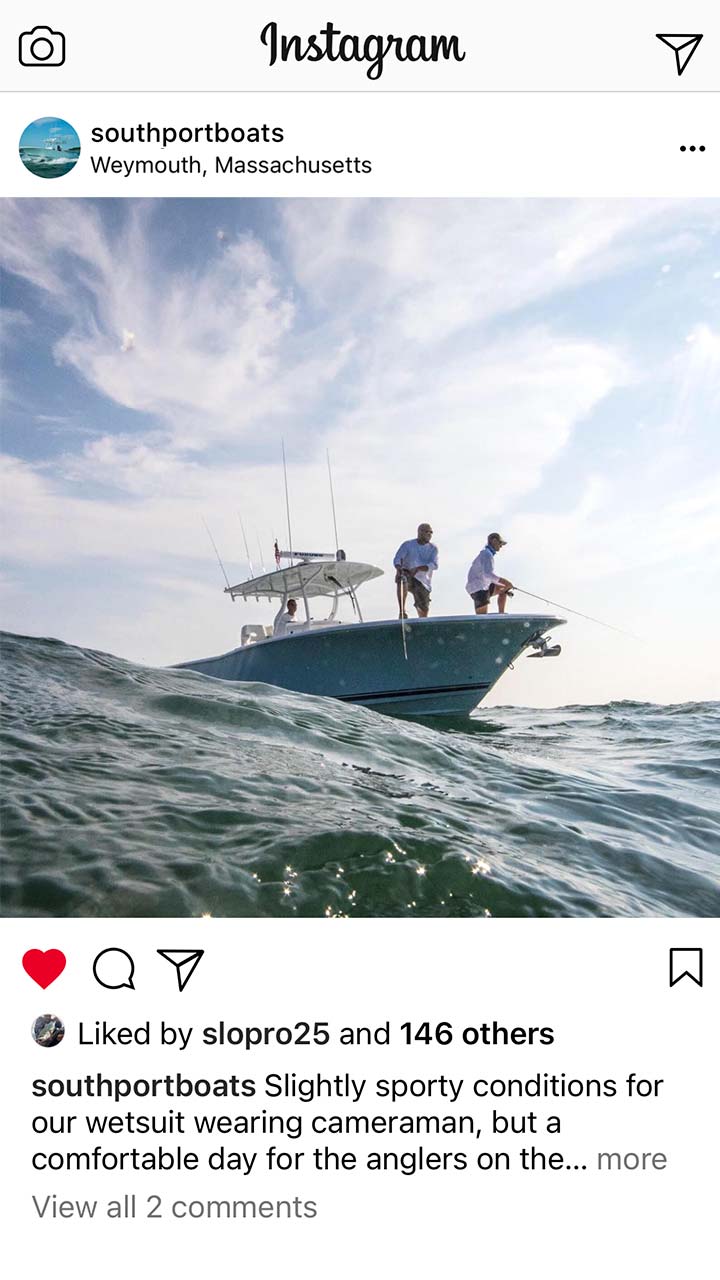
<box><xmin>19</xmin><ymin>117</ymin><xmax>80</xmax><ymax>179</ymax></box>
<box><xmin>32</xmin><ymin>1013</ymin><xmax>65</xmax><ymax>1047</ymax></box>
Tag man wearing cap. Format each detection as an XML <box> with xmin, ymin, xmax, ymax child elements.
<box><xmin>466</xmin><ymin>533</ymin><xmax>514</xmax><ymax>614</ymax></box>
<box><xmin>393</xmin><ymin>523</ymin><xmax>439</xmax><ymax>618</ymax></box>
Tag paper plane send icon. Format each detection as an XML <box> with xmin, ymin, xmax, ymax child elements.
<box><xmin>656</xmin><ymin>34</ymin><xmax>703</xmax><ymax>76</ymax></box>
<box><xmin>157</xmin><ymin>949</ymin><xmax>204</xmax><ymax>991</ymax></box>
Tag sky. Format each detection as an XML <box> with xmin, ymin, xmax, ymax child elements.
<box><xmin>1</xmin><ymin>196</ymin><xmax>719</xmax><ymax>707</ymax></box>
<box><xmin>18</xmin><ymin>117</ymin><xmax>80</xmax><ymax>151</ymax></box>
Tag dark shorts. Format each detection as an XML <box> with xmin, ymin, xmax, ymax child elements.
<box><xmin>406</xmin><ymin>577</ymin><xmax>431</xmax><ymax>612</ymax></box>
<box><xmin>471</xmin><ymin>584</ymin><xmax>497</xmax><ymax>607</ymax></box>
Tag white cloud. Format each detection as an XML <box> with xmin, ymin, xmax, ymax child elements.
<box><xmin>0</xmin><ymin>321</ymin><xmax>627</xmax><ymax>573</ymax></box>
<box><xmin>0</xmin><ymin>307</ymin><xmax>31</xmax><ymax>340</ymax></box>
<box><xmin>279</xmin><ymin>198</ymin><xmax>716</xmax><ymax>339</ymax></box>
<box><xmin>668</xmin><ymin>323</ymin><xmax>720</xmax><ymax>435</ymax></box>
<box><xmin>4</xmin><ymin>197</ymin><xmax>716</xmax><ymax>457</ymax></box>
<box><xmin>1</xmin><ymin>203</ymin><xmax>301</xmax><ymax>446</ymax></box>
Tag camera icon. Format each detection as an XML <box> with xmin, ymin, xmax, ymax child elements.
<box><xmin>19</xmin><ymin>25</ymin><xmax>66</xmax><ymax>67</ymax></box>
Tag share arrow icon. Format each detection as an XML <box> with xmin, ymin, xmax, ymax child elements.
<box><xmin>656</xmin><ymin>34</ymin><xmax>703</xmax><ymax>77</ymax></box>
<box><xmin>157</xmin><ymin>949</ymin><xmax>204</xmax><ymax>991</ymax></box>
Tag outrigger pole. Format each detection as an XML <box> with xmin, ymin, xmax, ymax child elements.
<box><xmin>201</xmin><ymin>517</ymin><xmax>231</xmax><ymax>590</ymax></box>
<box><xmin>281</xmin><ymin>440</ymin><xmax>295</xmax><ymax>566</ymax></box>
<box><xmin>256</xmin><ymin>535</ymin><xmax>267</xmax><ymax>574</ymax></box>
<box><xmin>326</xmin><ymin>449</ymin><xmax>340</xmax><ymax>552</ymax></box>
<box><xmin>237</xmin><ymin>511</ymin><xmax>255</xmax><ymax>578</ymax></box>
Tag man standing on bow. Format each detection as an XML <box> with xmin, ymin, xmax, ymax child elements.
<box><xmin>393</xmin><ymin>523</ymin><xmax>439</xmax><ymax>618</ymax></box>
<box><xmin>466</xmin><ymin>533</ymin><xmax>514</xmax><ymax>614</ymax></box>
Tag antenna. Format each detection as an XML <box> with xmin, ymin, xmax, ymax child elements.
<box><xmin>326</xmin><ymin>449</ymin><xmax>340</xmax><ymax>553</ymax></box>
<box><xmin>201</xmin><ymin>517</ymin><xmax>231</xmax><ymax>590</ymax></box>
<box><xmin>237</xmin><ymin>512</ymin><xmax>255</xmax><ymax>578</ymax></box>
<box><xmin>281</xmin><ymin>439</ymin><xmax>295</xmax><ymax>566</ymax></box>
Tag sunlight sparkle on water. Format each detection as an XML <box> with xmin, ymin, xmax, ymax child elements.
<box><xmin>282</xmin><ymin>863</ymin><xmax>299</xmax><ymax>897</ymax></box>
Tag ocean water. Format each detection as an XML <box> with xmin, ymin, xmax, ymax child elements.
<box><xmin>1</xmin><ymin>631</ymin><xmax>718</xmax><ymax>919</ymax></box>
<box><xmin>18</xmin><ymin>147</ymin><xmax>80</xmax><ymax>178</ymax></box>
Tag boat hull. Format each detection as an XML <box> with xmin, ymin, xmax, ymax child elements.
<box><xmin>176</xmin><ymin>614</ymin><xmax>564</xmax><ymax>716</ymax></box>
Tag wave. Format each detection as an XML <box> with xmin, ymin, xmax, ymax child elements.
<box><xmin>1</xmin><ymin>631</ymin><xmax>718</xmax><ymax>918</ymax></box>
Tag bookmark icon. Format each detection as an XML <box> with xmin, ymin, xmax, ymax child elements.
<box><xmin>668</xmin><ymin>948</ymin><xmax>703</xmax><ymax>988</ymax></box>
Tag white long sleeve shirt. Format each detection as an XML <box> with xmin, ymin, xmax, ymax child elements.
<box><xmin>466</xmin><ymin>546</ymin><xmax>501</xmax><ymax>595</ymax></box>
<box><xmin>393</xmin><ymin>539</ymin><xmax>439</xmax><ymax>590</ymax></box>
<box><xmin>273</xmin><ymin>608</ymin><xmax>296</xmax><ymax>636</ymax></box>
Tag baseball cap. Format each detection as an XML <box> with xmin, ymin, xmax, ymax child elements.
<box><xmin>488</xmin><ymin>532</ymin><xmax>507</xmax><ymax>545</ymax></box>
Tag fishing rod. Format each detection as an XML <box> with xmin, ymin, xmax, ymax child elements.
<box><xmin>513</xmin><ymin>586</ymin><xmax>641</xmax><ymax>640</ymax></box>
<box><xmin>201</xmin><ymin>517</ymin><xmax>231</xmax><ymax>590</ymax></box>
<box><xmin>237</xmin><ymin>511</ymin><xmax>255</xmax><ymax>579</ymax></box>
<box><xmin>400</xmin><ymin>611</ymin><xmax>409</xmax><ymax>662</ymax></box>
<box><xmin>396</xmin><ymin>564</ymin><xmax>409</xmax><ymax>662</ymax></box>
<box><xmin>256</xmin><ymin>535</ymin><xmax>267</xmax><ymax>574</ymax></box>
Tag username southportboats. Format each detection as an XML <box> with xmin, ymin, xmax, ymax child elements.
<box><xmin>177</xmin><ymin>548</ymin><xmax>565</xmax><ymax>717</ymax></box>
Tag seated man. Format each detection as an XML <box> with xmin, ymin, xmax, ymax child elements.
<box><xmin>466</xmin><ymin>533</ymin><xmax>514</xmax><ymax>614</ymax></box>
<box><xmin>273</xmin><ymin>597</ymin><xmax>298</xmax><ymax>636</ymax></box>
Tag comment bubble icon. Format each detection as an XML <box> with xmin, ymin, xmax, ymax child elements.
<box><xmin>93</xmin><ymin>947</ymin><xmax>136</xmax><ymax>990</ymax></box>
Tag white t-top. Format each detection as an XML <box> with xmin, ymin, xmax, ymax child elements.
<box><xmin>466</xmin><ymin>546</ymin><xmax>501</xmax><ymax>595</ymax></box>
<box><xmin>393</xmin><ymin>539</ymin><xmax>439</xmax><ymax>591</ymax></box>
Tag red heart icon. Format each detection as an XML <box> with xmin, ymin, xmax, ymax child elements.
<box><xmin>22</xmin><ymin>949</ymin><xmax>67</xmax><ymax>989</ymax></box>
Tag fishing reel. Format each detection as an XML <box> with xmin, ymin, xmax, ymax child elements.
<box><xmin>527</xmin><ymin>635</ymin><xmax>562</xmax><ymax>659</ymax></box>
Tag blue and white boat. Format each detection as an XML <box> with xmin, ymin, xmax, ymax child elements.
<box><xmin>177</xmin><ymin>553</ymin><xmax>565</xmax><ymax>717</ymax></box>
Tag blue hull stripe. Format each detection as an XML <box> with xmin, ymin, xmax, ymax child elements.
<box><xmin>338</xmin><ymin>681</ymin><xmax>491</xmax><ymax>704</ymax></box>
